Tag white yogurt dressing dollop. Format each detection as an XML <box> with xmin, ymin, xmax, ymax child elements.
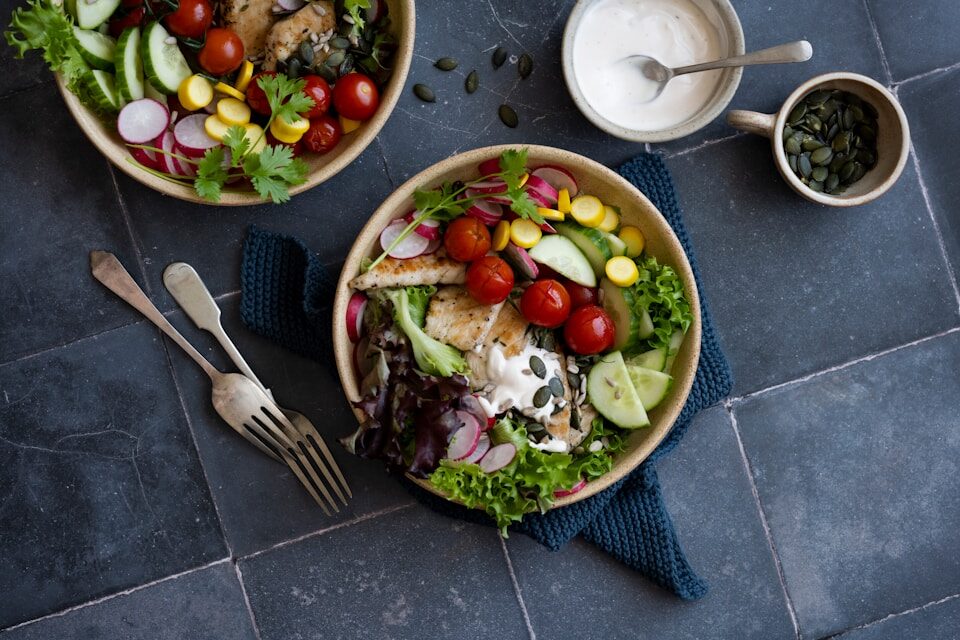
<box><xmin>572</xmin><ymin>0</ymin><xmax>725</xmax><ymax>131</ymax></box>
<box><xmin>476</xmin><ymin>343</ymin><xmax>565</xmax><ymax>425</ymax></box>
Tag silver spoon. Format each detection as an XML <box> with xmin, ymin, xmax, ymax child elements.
<box><xmin>623</xmin><ymin>40</ymin><xmax>813</xmax><ymax>103</ymax></box>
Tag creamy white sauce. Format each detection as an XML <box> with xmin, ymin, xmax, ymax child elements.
<box><xmin>530</xmin><ymin>438</ymin><xmax>571</xmax><ymax>454</ymax></box>
<box><xmin>572</xmin><ymin>0</ymin><xmax>725</xmax><ymax>131</ymax></box>
<box><xmin>476</xmin><ymin>344</ymin><xmax>564</xmax><ymax>425</ymax></box>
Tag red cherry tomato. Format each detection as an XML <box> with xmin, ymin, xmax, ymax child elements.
<box><xmin>197</xmin><ymin>28</ymin><xmax>244</xmax><ymax>75</ymax></box>
<box><xmin>301</xmin><ymin>115</ymin><xmax>342</xmax><ymax>154</ymax></box>
<box><xmin>121</xmin><ymin>0</ymin><xmax>143</xmax><ymax>8</ymax></box>
<box><xmin>520</xmin><ymin>280</ymin><xmax>571</xmax><ymax>328</ymax></box>
<box><xmin>332</xmin><ymin>72</ymin><xmax>380</xmax><ymax>121</ymax></box>
<box><xmin>108</xmin><ymin>6</ymin><xmax>145</xmax><ymax>37</ymax></box>
<box><xmin>561</xmin><ymin>279</ymin><xmax>598</xmax><ymax>309</ymax></box>
<box><xmin>163</xmin><ymin>0</ymin><xmax>213</xmax><ymax>39</ymax></box>
<box><xmin>301</xmin><ymin>75</ymin><xmax>332</xmax><ymax>118</ymax></box>
<box><xmin>564</xmin><ymin>305</ymin><xmax>615</xmax><ymax>355</ymax></box>
<box><xmin>245</xmin><ymin>71</ymin><xmax>275</xmax><ymax>116</ymax></box>
<box><xmin>444</xmin><ymin>217</ymin><xmax>491</xmax><ymax>263</ymax></box>
<box><xmin>466</xmin><ymin>256</ymin><xmax>514</xmax><ymax>305</ymax></box>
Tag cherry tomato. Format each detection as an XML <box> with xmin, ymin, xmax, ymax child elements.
<box><xmin>265</xmin><ymin>131</ymin><xmax>303</xmax><ymax>156</ymax></box>
<box><xmin>332</xmin><ymin>72</ymin><xmax>380</xmax><ymax>121</ymax></box>
<box><xmin>245</xmin><ymin>71</ymin><xmax>275</xmax><ymax>116</ymax></box>
<box><xmin>561</xmin><ymin>279</ymin><xmax>598</xmax><ymax>309</ymax></box>
<box><xmin>301</xmin><ymin>75</ymin><xmax>332</xmax><ymax>118</ymax></box>
<box><xmin>108</xmin><ymin>6</ymin><xmax>145</xmax><ymax>37</ymax></box>
<box><xmin>121</xmin><ymin>0</ymin><xmax>143</xmax><ymax>8</ymax></box>
<box><xmin>520</xmin><ymin>280</ymin><xmax>571</xmax><ymax>328</ymax></box>
<box><xmin>163</xmin><ymin>0</ymin><xmax>213</xmax><ymax>39</ymax></box>
<box><xmin>564</xmin><ymin>305</ymin><xmax>615</xmax><ymax>355</ymax></box>
<box><xmin>197</xmin><ymin>28</ymin><xmax>244</xmax><ymax>76</ymax></box>
<box><xmin>301</xmin><ymin>115</ymin><xmax>342</xmax><ymax>154</ymax></box>
<box><xmin>466</xmin><ymin>256</ymin><xmax>514</xmax><ymax>305</ymax></box>
<box><xmin>444</xmin><ymin>217</ymin><xmax>491</xmax><ymax>263</ymax></box>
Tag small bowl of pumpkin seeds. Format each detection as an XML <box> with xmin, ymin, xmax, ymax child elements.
<box><xmin>727</xmin><ymin>72</ymin><xmax>910</xmax><ymax>207</ymax></box>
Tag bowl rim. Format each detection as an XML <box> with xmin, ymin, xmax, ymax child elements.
<box><xmin>56</xmin><ymin>0</ymin><xmax>415</xmax><ymax>207</ymax></box>
<box><xmin>769</xmin><ymin>72</ymin><xmax>911</xmax><ymax>207</ymax></box>
<box><xmin>332</xmin><ymin>143</ymin><xmax>703</xmax><ymax>510</ymax></box>
<box><xmin>560</xmin><ymin>0</ymin><xmax>745</xmax><ymax>143</ymax></box>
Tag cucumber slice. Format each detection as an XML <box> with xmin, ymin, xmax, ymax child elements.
<box><xmin>141</xmin><ymin>21</ymin><xmax>191</xmax><ymax>94</ymax></box>
<box><xmin>73</xmin><ymin>27</ymin><xmax>116</xmax><ymax>70</ymax></box>
<box><xmin>72</xmin><ymin>0</ymin><xmax>122</xmax><ymax>29</ymax></box>
<box><xmin>605</xmin><ymin>232</ymin><xmax>627</xmax><ymax>257</ymax></box>
<box><xmin>115</xmin><ymin>27</ymin><xmax>144</xmax><ymax>102</ymax></box>
<box><xmin>587</xmin><ymin>351</ymin><xmax>649</xmax><ymax>428</ymax></box>
<box><xmin>600</xmin><ymin>278</ymin><xmax>654</xmax><ymax>351</ymax></box>
<box><xmin>628</xmin><ymin>347</ymin><xmax>667</xmax><ymax>371</ymax></box>
<box><xmin>556</xmin><ymin>222</ymin><xmax>613</xmax><ymax>277</ymax></box>
<box><xmin>663</xmin><ymin>330</ymin><xmax>685</xmax><ymax>374</ymax></box>
<box><xmin>84</xmin><ymin>69</ymin><xmax>120</xmax><ymax>112</ymax></box>
<box><xmin>626</xmin><ymin>365</ymin><xmax>673</xmax><ymax>411</ymax></box>
<box><xmin>143</xmin><ymin>80</ymin><xmax>168</xmax><ymax>105</ymax></box>
<box><xmin>527</xmin><ymin>235</ymin><xmax>596</xmax><ymax>287</ymax></box>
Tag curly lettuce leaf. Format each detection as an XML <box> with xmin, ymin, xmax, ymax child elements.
<box><xmin>381</xmin><ymin>286</ymin><xmax>467</xmax><ymax>378</ymax></box>
<box><xmin>627</xmin><ymin>256</ymin><xmax>692</xmax><ymax>351</ymax></box>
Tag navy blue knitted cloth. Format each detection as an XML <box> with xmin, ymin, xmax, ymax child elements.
<box><xmin>240</xmin><ymin>153</ymin><xmax>733</xmax><ymax>600</ymax></box>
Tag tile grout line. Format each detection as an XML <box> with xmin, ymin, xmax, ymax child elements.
<box><xmin>730</xmin><ymin>326</ymin><xmax>960</xmax><ymax>404</ymax></box>
<box><xmin>241</xmin><ymin>502</ymin><xmax>416</xmax><ymax>561</ymax></box>
<box><xmin>0</xmin><ymin>557</ymin><xmax>232</xmax><ymax>633</ymax></box>
<box><xmin>860</xmin><ymin>0</ymin><xmax>893</xmax><ymax>85</ymax></box>
<box><xmin>724</xmin><ymin>403</ymin><xmax>801</xmax><ymax>640</ymax></box>
<box><xmin>374</xmin><ymin>135</ymin><xmax>398</xmax><ymax>189</ymax></box>
<box><xmin>233</xmin><ymin>562</ymin><xmax>264</xmax><ymax>640</ymax></box>
<box><xmin>822</xmin><ymin>591</ymin><xmax>960</xmax><ymax>639</ymax></box>
<box><xmin>893</xmin><ymin>59</ymin><xmax>960</xmax><ymax>89</ymax></box>
<box><xmin>663</xmin><ymin>130</ymin><xmax>746</xmax><ymax>159</ymax></box>
<box><xmin>107</xmin><ymin>162</ymin><xmax>154</xmax><ymax>297</ymax></box>
<box><xmin>0</xmin><ymin>78</ymin><xmax>51</xmax><ymax>103</ymax></box>
<box><xmin>498</xmin><ymin>536</ymin><xmax>537</xmax><ymax>640</ymax></box>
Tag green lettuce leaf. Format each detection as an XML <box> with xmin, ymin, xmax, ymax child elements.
<box><xmin>627</xmin><ymin>255</ymin><xmax>692</xmax><ymax>351</ymax></box>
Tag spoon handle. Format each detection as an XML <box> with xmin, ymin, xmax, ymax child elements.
<box><xmin>90</xmin><ymin>251</ymin><xmax>220</xmax><ymax>380</ymax></box>
<box><xmin>673</xmin><ymin>40</ymin><xmax>813</xmax><ymax>76</ymax></box>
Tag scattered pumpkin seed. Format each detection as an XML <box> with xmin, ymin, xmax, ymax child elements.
<box><xmin>567</xmin><ymin>371</ymin><xmax>581</xmax><ymax>389</ymax></box>
<box><xmin>798</xmin><ymin>153</ymin><xmax>813</xmax><ymax>178</ymax></box>
<box><xmin>809</xmin><ymin>180</ymin><xmax>824</xmax><ymax>192</ymax></box>
<box><xmin>549</xmin><ymin>376</ymin><xmax>564</xmax><ymax>397</ymax></box>
<box><xmin>785</xmin><ymin>137</ymin><xmax>802</xmax><ymax>155</ymax></box>
<box><xmin>317</xmin><ymin>64</ymin><xmax>337</xmax><ymax>84</ymax></box>
<box><xmin>465</xmin><ymin>70</ymin><xmax>479</xmax><ymax>93</ymax></box>
<box><xmin>339</xmin><ymin>54</ymin><xmax>354</xmax><ymax>76</ymax></box>
<box><xmin>801</xmin><ymin>136</ymin><xmax>824</xmax><ymax>152</ymax></box>
<box><xmin>782</xmin><ymin>125</ymin><xmax>794</xmax><ymax>141</ymax></box>
<box><xmin>825</xmin><ymin>173</ymin><xmax>840</xmax><ymax>192</ymax></box>
<box><xmin>330</xmin><ymin>36</ymin><xmax>351</xmax><ymax>50</ymax></box>
<box><xmin>287</xmin><ymin>57</ymin><xmax>302</xmax><ymax>78</ymax></box>
<box><xmin>788</xmin><ymin>154</ymin><xmax>798</xmax><ymax>173</ymax></box>
<box><xmin>435</xmin><ymin>57</ymin><xmax>458</xmax><ymax>71</ymax></box>
<box><xmin>299</xmin><ymin>41</ymin><xmax>314</xmax><ymax>65</ymax></box>
<box><xmin>810</xmin><ymin>146</ymin><xmax>833</xmax><ymax>166</ymax></box>
<box><xmin>839</xmin><ymin>160</ymin><xmax>856</xmax><ymax>182</ymax></box>
<box><xmin>529</xmin><ymin>355</ymin><xmax>547</xmax><ymax>379</ymax></box>
<box><xmin>571</xmin><ymin>410</ymin><xmax>581</xmax><ymax>431</ymax></box>
<box><xmin>499</xmin><ymin>103</ymin><xmax>518</xmax><ymax>128</ymax></box>
<box><xmin>518</xmin><ymin>53</ymin><xmax>533</xmax><ymax>79</ymax></box>
<box><xmin>413</xmin><ymin>83</ymin><xmax>436</xmax><ymax>102</ymax></box>
<box><xmin>811</xmin><ymin>166</ymin><xmax>828</xmax><ymax>182</ymax></box>
<box><xmin>533</xmin><ymin>386</ymin><xmax>552</xmax><ymax>408</ymax></box>
<box><xmin>325</xmin><ymin>50</ymin><xmax>346</xmax><ymax>67</ymax></box>
<box><xmin>492</xmin><ymin>46</ymin><xmax>508</xmax><ymax>69</ymax></box>
<box><xmin>787</xmin><ymin>102</ymin><xmax>807</xmax><ymax>125</ymax></box>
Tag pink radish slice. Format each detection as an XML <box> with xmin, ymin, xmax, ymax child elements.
<box><xmin>157</xmin><ymin>131</ymin><xmax>180</xmax><ymax>176</ymax></box>
<box><xmin>117</xmin><ymin>99</ymin><xmax>170</xmax><ymax>144</ymax></box>
<box><xmin>470</xmin><ymin>179</ymin><xmax>508</xmax><ymax>195</ymax></box>
<box><xmin>465</xmin><ymin>199</ymin><xmax>503</xmax><ymax>226</ymax></box>
<box><xmin>128</xmin><ymin>145</ymin><xmax>161</xmax><ymax>171</ymax></box>
<box><xmin>479</xmin><ymin>443</ymin><xmax>516</xmax><ymax>473</ymax></box>
<box><xmin>467</xmin><ymin>188</ymin><xmax>511</xmax><ymax>206</ymax></box>
<box><xmin>403</xmin><ymin>211</ymin><xmax>441</xmax><ymax>240</ymax></box>
<box><xmin>525</xmin><ymin>188</ymin><xmax>552</xmax><ymax>208</ymax></box>
<box><xmin>174</xmin><ymin>154</ymin><xmax>197</xmax><ymax>177</ymax></box>
<box><xmin>484</xmin><ymin>416</ymin><xmax>496</xmax><ymax>431</ymax></box>
<box><xmin>345</xmin><ymin>292</ymin><xmax>367</xmax><ymax>343</ymax></box>
<box><xmin>464</xmin><ymin>434</ymin><xmax>491</xmax><ymax>464</ymax></box>
<box><xmin>448</xmin><ymin>411</ymin><xmax>481</xmax><ymax>460</ymax></box>
<box><xmin>477</xmin><ymin>157</ymin><xmax>501</xmax><ymax>176</ymax></box>
<box><xmin>532</xmin><ymin>165</ymin><xmax>578</xmax><ymax>195</ymax></box>
<box><xmin>525</xmin><ymin>174</ymin><xmax>559</xmax><ymax>205</ymax></box>
<box><xmin>203</xmin><ymin>96</ymin><xmax>222</xmax><ymax>114</ymax></box>
<box><xmin>380</xmin><ymin>219</ymin><xmax>429</xmax><ymax>259</ymax></box>
<box><xmin>540</xmin><ymin>222</ymin><xmax>557</xmax><ymax>234</ymax></box>
<box><xmin>554</xmin><ymin>478</ymin><xmax>587</xmax><ymax>498</ymax></box>
<box><xmin>502</xmin><ymin>242</ymin><xmax>539</xmax><ymax>279</ymax></box>
<box><xmin>174</xmin><ymin>114</ymin><xmax>220</xmax><ymax>157</ymax></box>
<box><xmin>423</xmin><ymin>237</ymin><xmax>442</xmax><ymax>254</ymax></box>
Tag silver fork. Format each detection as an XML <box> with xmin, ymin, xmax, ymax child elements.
<box><xmin>90</xmin><ymin>251</ymin><xmax>341</xmax><ymax>515</ymax></box>
<box><xmin>162</xmin><ymin>262</ymin><xmax>351</xmax><ymax>511</ymax></box>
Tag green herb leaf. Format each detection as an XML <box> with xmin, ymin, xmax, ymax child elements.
<box><xmin>194</xmin><ymin>147</ymin><xmax>229</xmax><ymax>202</ymax></box>
<box><xmin>242</xmin><ymin>145</ymin><xmax>308</xmax><ymax>204</ymax></box>
<box><xmin>257</xmin><ymin>73</ymin><xmax>314</xmax><ymax>125</ymax></box>
<box><xmin>222</xmin><ymin>125</ymin><xmax>250</xmax><ymax>164</ymax></box>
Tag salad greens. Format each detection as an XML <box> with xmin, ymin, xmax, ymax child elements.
<box><xmin>430</xmin><ymin>418</ymin><xmax>624</xmax><ymax>535</ymax></box>
<box><xmin>626</xmin><ymin>256</ymin><xmax>692</xmax><ymax>352</ymax></box>
<box><xmin>380</xmin><ymin>286</ymin><xmax>467</xmax><ymax>378</ymax></box>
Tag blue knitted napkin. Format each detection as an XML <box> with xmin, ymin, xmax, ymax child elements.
<box><xmin>240</xmin><ymin>153</ymin><xmax>732</xmax><ymax>600</ymax></box>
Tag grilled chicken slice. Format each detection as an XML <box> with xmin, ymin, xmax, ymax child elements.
<box><xmin>544</xmin><ymin>353</ymin><xmax>573</xmax><ymax>442</ymax></box>
<box><xmin>263</xmin><ymin>1</ymin><xmax>336</xmax><ymax>71</ymax></box>
<box><xmin>349</xmin><ymin>252</ymin><xmax>467</xmax><ymax>290</ymax></box>
<box><xmin>221</xmin><ymin>0</ymin><xmax>277</xmax><ymax>61</ymax></box>
<box><xmin>424</xmin><ymin>287</ymin><xmax>504</xmax><ymax>352</ymax></box>
<box><xmin>465</xmin><ymin>303</ymin><xmax>530</xmax><ymax>390</ymax></box>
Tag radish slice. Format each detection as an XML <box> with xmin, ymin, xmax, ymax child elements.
<box><xmin>540</xmin><ymin>222</ymin><xmax>557</xmax><ymax>234</ymax></box>
<box><xmin>485</xmin><ymin>416</ymin><xmax>496</xmax><ymax>431</ymax></box>
<box><xmin>346</xmin><ymin>292</ymin><xmax>367</xmax><ymax>343</ymax></box>
<box><xmin>467</xmin><ymin>188</ymin><xmax>511</xmax><ymax>206</ymax></box>
<box><xmin>503</xmin><ymin>242</ymin><xmax>539</xmax><ymax>279</ymax></box>
<box><xmin>532</xmin><ymin>165</ymin><xmax>578</xmax><ymax>195</ymax></box>
<box><xmin>403</xmin><ymin>211</ymin><xmax>441</xmax><ymax>240</ymax></box>
<box><xmin>423</xmin><ymin>237</ymin><xmax>442</xmax><ymax>254</ymax></box>
<box><xmin>157</xmin><ymin>131</ymin><xmax>180</xmax><ymax>176</ymax></box>
<box><xmin>174</xmin><ymin>154</ymin><xmax>197</xmax><ymax>178</ymax></box>
<box><xmin>479</xmin><ymin>443</ymin><xmax>516</xmax><ymax>473</ymax></box>
<box><xmin>554</xmin><ymin>478</ymin><xmax>587</xmax><ymax>498</ymax></box>
<box><xmin>477</xmin><ymin>157</ymin><xmax>501</xmax><ymax>176</ymax></box>
<box><xmin>448</xmin><ymin>411</ymin><xmax>481</xmax><ymax>461</ymax></box>
<box><xmin>525</xmin><ymin>188</ymin><xmax>552</xmax><ymax>208</ymax></box>
<box><xmin>464</xmin><ymin>434</ymin><xmax>491</xmax><ymax>464</ymax></box>
<box><xmin>276</xmin><ymin>0</ymin><xmax>305</xmax><ymax>10</ymax></box>
<box><xmin>380</xmin><ymin>219</ymin><xmax>429</xmax><ymax>259</ymax></box>
<box><xmin>174</xmin><ymin>114</ymin><xmax>221</xmax><ymax>158</ymax></box>
<box><xmin>525</xmin><ymin>174</ymin><xmax>559</xmax><ymax>205</ymax></box>
<box><xmin>128</xmin><ymin>144</ymin><xmax>161</xmax><ymax>171</ymax></box>
<box><xmin>117</xmin><ymin>99</ymin><xmax>170</xmax><ymax>144</ymax></box>
<box><xmin>470</xmin><ymin>179</ymin><xmax>508</xmax><ymax>195</ymax></box>
<box><xmin>465</xmin><ymin>199</ymin><xmax>503</xmax><ymax>226</ymax></box>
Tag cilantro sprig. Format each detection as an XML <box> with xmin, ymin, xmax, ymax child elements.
<box><xmin>366</xmin><ymin>148</ymin><xmax>540</xmax><ymax>272</ymax></box>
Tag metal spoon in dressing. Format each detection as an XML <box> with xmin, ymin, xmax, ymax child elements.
<box><xmin>622</xmin><ymin>40</ymin><xmax>813</xmax><ymax>103</ymax></box>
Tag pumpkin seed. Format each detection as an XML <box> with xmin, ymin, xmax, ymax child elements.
<box><xmin>499</xmin><ymin>103</ymin><xmax>518</xmax><ymax>128</ymax></box>
<box><xmin>801</xmin><ymin>136</ymin><xmax>824</xmax><ymax>152</ymax></box>
<box><xmin>849</xmin><ymin>104</ymin><xmax>865</xmax><ymax>122</ymax></box>
<box><xmin>806</xmin><ymin>89</ymin><xmax>832</xmax><ymax>105</ymax></box>
<box><xmin>527</xmin><ymin>422</ymin><xmax>545</xmax><ymax>433</ymax></box>
<box><xmin>785</xmin><ymin>137</ymin><xmax>802</xmax><ymax>155</ymax></box>
<box><xmin>859</xmin><ymin>150</ymin><xmax>876</xmax><ymax>167</ymax></box>
<box><xmin>567</xmin><ymin>371</ymin><xmax>581</xmax><ymax>389</ymax></box>
<box><xmin>782</xmin><ymin>125</ymin><xmax>794</xmax><ymax>141</ymax></box>
<box><xmin>529</xmin><ymin>355</ymin><xmax>547</xmax><ymax>379</ymax></box>
<box><xmin>276</xmin><ymin>58</ymin><xmax>288</xmax><ymax>74</ymax></box>
<box><xmin>826</xmin><ymin>122</ymin><xmax>840</xmax><ymax>140</ymax></box>
<box><xmin>549</xmin><ymin>376</ymin><xmax>564</xmax><ymax>397</ymax></box>
<box><xmin>788</xmin><ymin>154</ymin><xmax>798</xmax><ymax>173</ymax></box>
<box><xmin>518</xmin><ymin>53</ymin><xmax>533</xmax><ymax>78</ymax></box>
<box><xmin>533</xmin><ymin>386</ymin><xmax>552</xmax><ymax>408</ymax></box>
<box><xmin>832</xmin><ymin>131</ymin><xmax>851</xmax><ymax>153</ymax></box>
<box><xmin>325</xmin><ymin>50</ymin><xmax>346</xmax><ymax>67</ymax></box>
<box><xmin>787</xmin><ymin>102</ymin><xmax>807</xmax><ymax>125</ymax></box>
<box><xmin>809</xmin><ymin>180</ymin><xmax>824</xmax><ymax>192</ymax></box>
<box><xmin>849</xmin><ymin>162</ymin><xmax>866</xmax><ymax>183</ymax></box>
<box><xmin>330</xmin><ymin>36</ymin><xmax>351</xmax><ymax>50</ymax></box>
<box><xmin>541</xmin><ymin>333</ymin><xmax>556</xmax><ymax>352</ymax></box>
<box><xmin>317</xmin><ymin>64</ymin><xmax>337</xmax><ymax>83</ymax></box>
<box><xmin>339</xmin><ymin>54</ymin><xmax>354</xmax><ymax>76</ymax></box>
<box><xmin>413</xmin><ymin>83</ymin><xmax>435</xmax><ymax>102</ymax></box>
<box><xmin>811</xmin><ymin>166</ymin><xmax>828</xmax><ymax>182</ymax></box>
<box><xmin>810</xmin><ymin>146</ymin><xmax>833</xmax><ymax>166</ymax></box>
<box><xmin>287</xmin><ymin>57</ymin><xmax>302</xmax><ymax>78</ymax></box>
<box><xmin>492</xmin><ymin>46</ymin><xmax>508</xmax><ymax>69</ymax></box>
<box><xmin>465</xmin><ymin>70</ymin><xmax>479</xmax><ymax>93</ymax></box>
<box><xmin>571</xmin><ymin>410</ymin><xmax>581</xmax><ymax>431</ymax></box>
<box><xmin>842</xmin><ymin>108</ymin><xmax>855</xmax><ymax>129</ymax></box>
<box><xmin>799</xmin><ymin>153</ymin><xmax>813</xmax><ymax>178</ymax></box>
<box><xmin>839</xmin><ymin>161</ymin><xmax>856</xmax><ymax>182</ymax></box>
<box><xmin>434</xmin><ymin>57</ymin><xmax>458</xmax><ymax>71</ymax></box>
<box><xmin>825</xmin><ymin>172</ymin><xmax>840</xmax><ymax>192</ymax></box>
<box><xmin>803</xmin><ymin>113</ymin><xmax>822</xmax><ymax>132</ymax></box>
<box><xmin>299</xmin><ymin>41</ymin><xmax>315</xmax><ymax>65</ymax></box>
<box><xmin>829</xmin><ymin>153</ymin><xmax>847</xmax><ymax>173</ymax></box>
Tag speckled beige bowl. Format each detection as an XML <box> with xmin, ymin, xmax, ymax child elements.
<box><xmin>727</xmin><ymin>72</ymin><xmax>910</xmax><ymax>207</ymax></box>
<box><xmin>56</xmin><ymin>0</ymin><xmax>414</xmax><ymax>206</ymax></box>
<box><xmin>333</xmin><ymin>144</ymin><xmax>702</xmax><ymax>510</ymax></box>
<box><xmin>561</xmin><ymin>0</ymin><xmax>745</xmax><ymax>142</ymax></box>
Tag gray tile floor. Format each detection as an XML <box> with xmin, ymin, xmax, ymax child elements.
<box><xmin>1</xmin><ymin>1</ymin><xmax>958</xmax><ymax>638</ymax></box>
